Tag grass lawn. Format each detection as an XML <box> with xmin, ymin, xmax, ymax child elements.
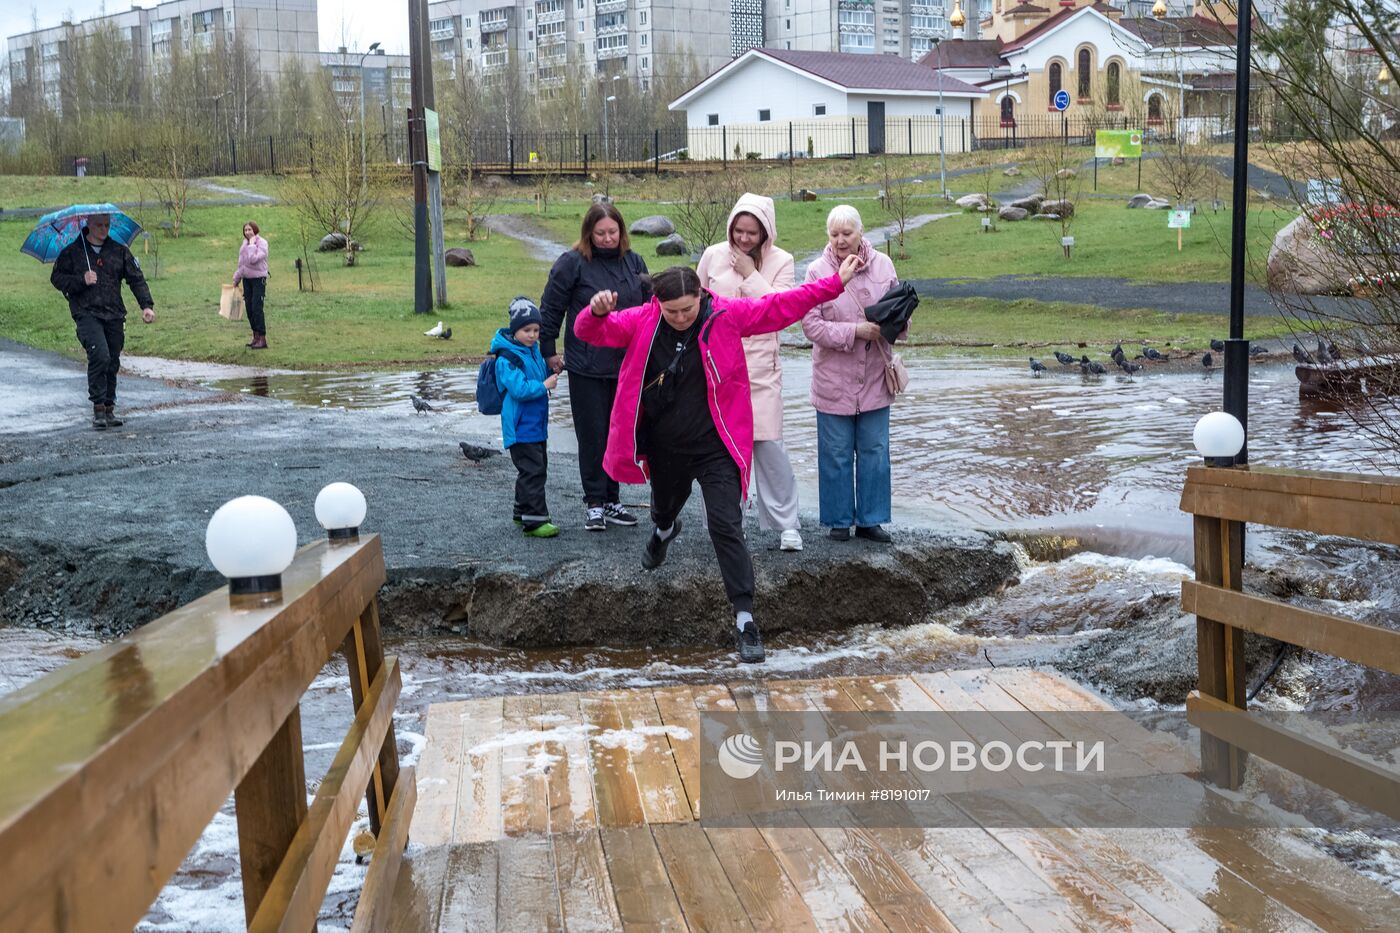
<box><xmin>0</xmin><ymin>200</ymin><xmax>549</xmax><ymax>368</ymax></box>
<box><xmin>894</xmin><ymin>200</ymin><xmax>1295</xmax><ymax>284</ymax></box>
<box><xmin>0</xmin><ymin>175</ymin><xmax>159</xmax><ymax>211</ymax></box>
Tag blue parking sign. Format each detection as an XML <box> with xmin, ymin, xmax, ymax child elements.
<box><xmin>1054</xmin><ymin>90</ymin><xmax>1071</xmax><ymax>111</ymax></box>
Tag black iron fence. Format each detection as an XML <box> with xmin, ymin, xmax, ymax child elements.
<box><xmin>47</xmin><ymin>112</ymin><xmax>1292</xmax><ymax>180</ymax></box>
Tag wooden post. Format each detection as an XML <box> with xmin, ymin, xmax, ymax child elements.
<box><xmin>1193</xmin><ymin>511</ymin><xmax>1247</xmax><ymax>788</ymax></box>
<box><xmin>341</xmin><ymin>597</ymin><xmax>401</xmax><ymax>836</ymax></box>
<box><xmin>235</xmin><ymin>709</ymin><xmax>309</xmax><ymax>926</ymax></box>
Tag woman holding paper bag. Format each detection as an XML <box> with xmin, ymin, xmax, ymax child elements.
<box><xmin>233</xmin><ymin>221</ymin><xmax>269</xmax><ymax>349</ymax></box>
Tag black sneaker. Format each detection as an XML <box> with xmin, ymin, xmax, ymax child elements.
<box><xmin>737</xmin><ymin>619</ymin><xmax>765</xmax><ymax>664</ymax></box>
<box><xmin>604</xmin><ymin>502</ymin><xmax>639</xmax><ymax>526</ymax></box>
<box><xmin>642</xmin><ymin>519</ymin><xmax>681</xmax><ymax>570</ymax></box>
<box><xmin>855</xmin><ymin>525</ymin><xmax>892</xmax><ymax>543</ymax></box>
<box><xmin>829</xmin><ymin>527</ymin><xmax>851</xmax><ymax>541</ymax></box>
<box><xmin>585</xmin><ymin>506</ymin><xmax>607</xmax><ymax>531</ymax></box>
<box><xmin>103</xmin><ymin>408</ymin><xmax>123</xmax><ymax>428</ymax></box>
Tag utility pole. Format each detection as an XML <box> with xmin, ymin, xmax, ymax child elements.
<box><xmin>417</xmin><ymin>0</ymin><xmax>447</xmax><ymax>307</ymax></box>
<box><xmin>408</xmin><ymin>0</ymin><xmax>431</xmax><ymax>313</ymax></box>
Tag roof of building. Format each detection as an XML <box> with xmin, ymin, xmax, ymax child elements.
<box><xmin>917</xmin><ymin>39</ymin><xmax>1005</xmax><ymax>70</ymax></box>
<box><xmin>1004</xmin><ymin>3</ymin><xmax>1052</xmax><ymax>14</ymax></box>
<box><xmin>999</xmin><ymin>3</ymin><xmax>1129</xmax><ymax>52</ymax></box>
<box><xmin>1119</xmin><ymin>15</ymin><xmax>1239</xmax><ymax>47</ymax></box>
<box><xmin>752</xmin><ymin>48</ymin><xmax>988</xmax><ymax>94</ymax></box>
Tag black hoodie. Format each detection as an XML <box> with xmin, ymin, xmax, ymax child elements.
<box><xmin>51</xmin><ymin>232</ymin><xmax>154</xmax><ymax>321</ymax></box>
<box><xmin>539</xmin><ymin>245</ymin><xmax>651</xmax><ymax>378</ymax></box>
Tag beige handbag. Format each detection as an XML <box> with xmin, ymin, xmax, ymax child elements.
<box><xmin>883</xmin><ymin>346</ymin><xmax>909</xmax><ymax>396</ymax></box>
<box><xmin>219</xmin><ymin>283</ymin><xmax>244</xmax><ymax>321</ymax></box>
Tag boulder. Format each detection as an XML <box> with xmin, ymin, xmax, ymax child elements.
<box><xmin>997</xmin><ymin>206</ymin><xmax>1030</xmax><ymax>222</ymax></box>
<box><xmin>655</xmin><ymin>233</ymin><xmax>688</xmax><ymax>256</ymax></box>
<box><xmin>1055</xmin><ymin>168</ymin><xmax>1077</xmax><ymax>180</ymax></box>
<box><xmin>1003</xmin><ymin>166</ymin><xmax>1021</xmax><ymax>177</ymax></box>
<box><xmin>630</xmin><ymin>215</ymin><xmax>675</xmax><ymax>237</ymax></box>
<box><xmin>1126</xmin><ymin>193</ymin><xmax>1157</xmax><ymax>209</ymax></box>
<box><xmin>444</xmin><ymin>247</ymin><xmax>476</xmax><ymax>267</ymax></box>
<box><xmin>955</xmin><ymin>193</ymin><xmax>990</xmax><ymax>211</ymax></box>
<box><xmin>798</xmin><ymin>188</ymin><xmax>818</xmax><ymax>202</ymax></box>
<box><xmin>591</xmin><ymin>193</ymin><xmax>613</xmax><ymax>205</ymax></box>
<box><xmin>318</xmin><ymin>233</ymin><xmax>361</xmax><ymax>252</ymax></box>
<box><xmin>1031</xmin><ymin>213</ymin><xmax>1061</xmax><ymax>221</ymax></box>
<box><xmin>1266</xmin><ymin>214</ymin><xmax>1349</xmax><ymax>295</ymax></box>
<box><xmin>1039</xmin><ymin>199</ymin><xmax>1075</xmax><ymax>218</ymax></box>
<box><xmin>1144</xmin><ymin>199</ymin><xmax>1171</xmax><ymax>210</ymax></box>
<box><xmin>1112</xmin><ymin>157</ymin><xmax>1125</xmax><ymax>166</ymax></box>
<box><xmin>1009</xmin><ymin>195</ymin><xmax>1043</xmax><ymax>212</ymax></box>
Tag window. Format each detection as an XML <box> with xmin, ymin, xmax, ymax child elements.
<box><xmin>1048</xmin><ymin>62</ymin><xmax>1061</xmax><ymax>106</ymax></box>
<box><xmin>466</xmin><ymin>38</ymin><xmax>473</xmax><ymax>48</ymax></box>
<box><xmin>786</xmin><ymin>18</ymin><xmax>791</xmax><ymax>28</ymax></box>
<box><xmin>528</xmin><ymin>30</ymin><xmax>534</xmax><ymax>39</ymax></box>
<box><xmin>465</xmin><ymin>17</ymin><xmax>472</xmax><ymax>26</ymax></box>
<box><xmin>707</xmin><ymin>113</ymin><xmax>719</xmax><ymax>126</ymax></box>
<box><xmin>1077</xmin><ymin>49</ymin><xmax>1091</xmax><ymax>98</ymax></box>
<box><xmin>814</xmin><ymin>103</ymin><xmax>826</xmax><ymax>115</ymax></box>
<box><xmin>1000</xmin><ymin>96</ymin><xmax>1015</xmax><ymax>125</ymax></box>
<box><xmin>758</xmin><ymin>109</ymin><xmax>771</xmax><ymax>121</ymax></box>
<box><xmin>642</xmin><ymin>78</ymin><xmax>650</xmax><ymax>91</ymax></box>
<box><xmin>579</xmin><ymin>21</ymin><xmax>585</xmax><ymax>31</ymax></box>
<box><xmin>1106</xmin><ymin>62</ymin><xmax>1120</xmax><ymax>106</ymax></box>
<box><xmin>1147</xmin><ymin>94</ymin><xmax>1163</xmax><ymax>123</ymax></box>
<box><xmin>528</xmin><ymin>50</ymin><xmax>534</xmax><ymax>61</ymax></box>
<box><xmin>640</xmin><ymin>11</ymin><xmax>647</xmax><ymax>24</ymax></box>
<box><xmin>577</xmin><ymin>0</ymin><xmax>583</xmax><ymax>8</ymax></box>
<box><xmin>641</xmin><ymin>33</ymin><xmax>647</xmax><ymax>46</ymax></box>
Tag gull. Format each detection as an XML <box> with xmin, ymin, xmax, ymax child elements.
<box><xmin>424</xmin><ymin>320</ymin><xmax>444</xmax><ymax>337</ymax></box>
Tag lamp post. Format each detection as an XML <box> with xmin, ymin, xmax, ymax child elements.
<box><xmin>604</xmin><ymin>94</ymin><xmax>618</xmax><ymax>163</ymax></box>
<box><xmin>1152</xmin><ymin>1</ymin><xmax>1186</xmax><ymax>134</ymax></box>
<box><xmin>316</xmin><ymin>482</ymin><xmax>368</xmax><ymax>541</ymax></box>
<box><xmin>205</xmin><ymin>496</ymin><xmax>298</xmax><ymax>599</ymax></box>
<box><xmin>359</xmin><ymin>41</ymin><xmax>381</xmax><ymax>195</ymax></box>
<box><xmin>932</xmin><ymin>36</ymin><xmax>946</xmax><ymax>199</ymax></box>
<box><xmin>1221</xmin><ymin>0</ymin><xmax>1255</xmax><ymax>462</ymax></box>
<box><xmin>989</xmin><ymin>64</ymin><xmax>1028</xmax><ymax>150</ymax></box>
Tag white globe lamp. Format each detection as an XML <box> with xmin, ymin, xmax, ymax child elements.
<box><xmin>315</xmin><ymin>482</ymin><xmax>368</xmax><ymax>541</ymax></box>
<box><xmin>1193</xmin><ymin>412</ymin><xmax>1245</xmax><ymax>467</ymax></box>
<box><xmin>205</xmin><ymin>496</ymin><xmax>298</xmax><ymax>595</ymax></box>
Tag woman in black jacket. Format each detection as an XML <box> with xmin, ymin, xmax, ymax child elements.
<box><xmin>540</xmin><ymin>202</ymin><xmax>652</xmax><ymax>531</ymax></box>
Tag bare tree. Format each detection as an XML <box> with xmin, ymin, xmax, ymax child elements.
<box><xmin>1025</xmin><ymin>137</ymin><xmax>1084</xmax><ymax>258</ymax></box>
<box><xmin>1152</xmin><ymin>136</ymin><xmax>1216</xmax><ymax>208</ymax></box>
<box><xmin>672</xmin><ymin>168</ymin><xmax>752</xmax><ymax>254</ymax></box>
<box><xmin>881</xmin><ymin>158</ymin><xmax>918</xmax><ymax>259</ymax></box>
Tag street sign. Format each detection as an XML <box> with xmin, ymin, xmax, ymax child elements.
<box><xmin>1169</xmin><ymin>210</ymin><xmax>1192</xmax><ymax>229</ymax></box>
<box><xmin>424</xmin><ymin>109</ymin><xmax>442</xmax><ymax>172</ymax></box>
<box><xmin>1095</xmin><ymin>129</ymin><xmax>1143</xmax><ymax>158</ymax></box>
<box><xmin>1053</xmin><ymin>90</ymin><xmax>1071</xmax><ymax>111</ymax></box>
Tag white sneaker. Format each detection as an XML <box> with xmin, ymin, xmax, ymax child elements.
<box><xmin>780</xmin><ymin>529</ymin><xmax>804</xmax><ymax>551</ymax></box>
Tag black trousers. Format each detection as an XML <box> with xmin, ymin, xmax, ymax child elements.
<box><xmin>569</xmin><ymin>373</ymin><xmax>620</xmax><ymax>507</ymax></box>
<box><xmin>510</xmin><ymin>441</ymin><xmax>550</xmax><ymax>529</ymax></box>
<box><xmin>243</xmin><ymin>276</ymin><xmax>267</xmax><ymax>335</ymax></box>
<box><xmin>649</xmin><ymin>447</ymin><xmax>754</xmax><ymax>614</ymax></box>
<box><xmin>74</xmin><ymin>313</ymin><xmax>124</xmax><ymax>407</ymax></box>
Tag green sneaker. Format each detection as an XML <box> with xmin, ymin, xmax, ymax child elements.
<box><xmin>524</xmin><ymin>522</ymin><xmax>559</xmax><ymax>538</ymax></box>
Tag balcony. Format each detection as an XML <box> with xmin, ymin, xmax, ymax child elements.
<box><xmin>537</xmin><ymin>9</ymin><xmax>565</xmax><ymax>25</ymax></box>
<box><xmin>430</xmin><ymin>25</ymin><xmax>456</xmax><ymax>40</ymax></box>
<box><xmin>596</xmin><ymin>23</ymin><xmax>627</xmax><ymax>38</ymax></box>
<box><xmin>482</xmin><ymin>49</ymin><xmax>509</xmax><ymax>69</ymax></box>
<box><xmin>480</xmin><ymin>15</ymin><xmax>510</xmax><ymax>33</ymax></box>
<box><xmin>537</xmin><ymin>31</ymin><xmax>566</xmax><ymax>48</ymax></box>
<box><xmin>596</xmin><ymin>0</ymin><xmax>627</xmax><ymax>13</ymax></box>
<box><xmin>596</xmin><ymin>44</ymin><xmax>628</xmax><ymax>61</ymax></box>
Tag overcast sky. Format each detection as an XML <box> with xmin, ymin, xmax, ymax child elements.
<box><xmin>2</xmin><ymin>1</ymin><xmax>410</xmax><ymax>55</ymax></box>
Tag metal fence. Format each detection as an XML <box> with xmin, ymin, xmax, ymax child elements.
<box><xmin>48</xmin><ymin>112</ymin><xmax>1289</xmax><ymax>179</ymax></box>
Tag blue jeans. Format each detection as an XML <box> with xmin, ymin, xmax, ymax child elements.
<box><xmin>816</xmin><ymin>407</ymin><xmax>891</xmax><ymax>528</ymax></box>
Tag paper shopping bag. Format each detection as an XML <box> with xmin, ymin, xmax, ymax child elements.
<box><xmin>219</xmin><ymin>283</ymin><xmax>244</xmax><ymax>321</ymax></box>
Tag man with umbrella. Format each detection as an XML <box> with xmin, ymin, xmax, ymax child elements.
<box><xmin>42</xmin><ymin>208</ymin><xmax>155</xmax><ymax>430</ymax></box>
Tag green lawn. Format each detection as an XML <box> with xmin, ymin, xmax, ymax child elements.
<box><xmin>1</xmin><ymin>201</ymin><xmax>549</xmax><ymax>367</ymax></box>
<box><xmin>0</xmin><ymin>175</ymin><xmax>159</xmax><ymax>211</ymax></box>
<box><xmin>894</xmin><ymin>200</ymin><xmax>1295</xmax><ymax>284</ymax></box>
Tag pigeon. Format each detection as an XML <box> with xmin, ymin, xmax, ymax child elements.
<box><xmin>1314</xmin><ymin>340</ymin><xmax>1332</xmax><ymax>365</ymax></box>
<box><xmin>1250</xmin><ymin>344</ymin><xmax>1268</xmax><ymax>356</ymax></box>
<box><xmin>1089</xmin><ymin>360</ymin><xmax>1107</xmax><ymax>376</ymax></box>
<box><xmin>1081</xmin><ymin>355</ymin><xmax>1106</xmax><ymax>376</ymax></box>
<box><xmin>423</xmin><ymin>320</ymin><xmax>444</xmax><ymax>337</ymax></box>
<box><xmin>1119</xmin><ymin>359</ymin><xmax>1143</xmax><ymax>376</ymax></box>
<box><xmin>1210</xmin><ymin>339</ymin><xmax>1226</xmax><ymax>352</ymax></box>
<box><xmin>459</xmin><ymin>441</ymin><xmax>498</xmax><ymax>462</ymax></box>
<box><xmin>438</xmin><ymin>326</ymin><xmax>453</xmax><ymax>341</ymax></box>
<box><xmin>1111</xmin><ymin>342</ymin><xmax>1126</xmax><ymax>361</ymax></box>
<box><xmin>1202</xmin><ymin>352</ymin><xmax>1214</xmax><ymax>367</ymax></box>
<box><xmin>410</xmin><ymin>394</ymin><xmax>435</xmax><ymax>414</ymax></box>
<box><xmin>1328</xmin><ymin>340</ymin><xmax>1341</xmax><ymax>359</ymax></box>
<box><xmin>1029</xmin><ymin>357</ymin><xmax>1047</xmax><ymax>374</ymax></box>
<box><xmin>1142</xmin><ymin>346</ymin><xmax>1166</xmax><ymax>361</ymax></box>
<box><xmin>1292</xmin><ymin>343</ymin><xmax>1316</xmax><ymax>364</ymax></box>
<box><xmin>1053</xmin><ymin>351</ymin><xmax>1076</xmax><ymax>366</ymax></box>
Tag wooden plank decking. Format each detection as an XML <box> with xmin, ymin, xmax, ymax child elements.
<box><xmin>390</xmin><ymin>669</ymin><xmax>1400</xmax><ymax>931</ymax></box>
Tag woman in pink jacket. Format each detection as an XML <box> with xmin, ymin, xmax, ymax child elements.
<box><xmin>802</xmin><ymin>204</ymin><xmax>900</xmax><ymax>543</ymax></box>
<box><xmin>233</xmin><ymin>221</ymin><xmax>270</xmax><ymax>349</ymax></box>
<box><xmin>576</xmin><ymin>256</ymin><xmax>863</xmax><ymax>663</ymax></box>
<box><xmin>696</xmin><ymin>193</ymin><xmax>803</xmax><ymax>553</ymax></box>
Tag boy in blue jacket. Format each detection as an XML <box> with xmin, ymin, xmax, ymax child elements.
<box><xmin>494</xmin><ymin>297</ymin><xmax>560</xmax><ymax>537</ymax></box>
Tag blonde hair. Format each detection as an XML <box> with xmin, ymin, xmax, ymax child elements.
<box><xmin>826</xmin><ymin>204</ymin><xmax>863</xmax><ymax>234</ymax></box>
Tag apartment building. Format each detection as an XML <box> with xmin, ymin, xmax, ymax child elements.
<box><xmin>763</xmin><ymin>0</ymin><xmax>991</xmax><ymax>61</ymax></box>
<box><xmin>6</xmin><ymin>0</ymin><xmax>318</xmax><ymax>115</ymax></box>
<box><xmin>320</xmin><ymin>47</ymin><xmax>413</xmax><ymax>125</ymax></box>
<box><xmin>425</xmin><ymin>0</ymin><xmax>731</xmax><ymax>91</ymax></box>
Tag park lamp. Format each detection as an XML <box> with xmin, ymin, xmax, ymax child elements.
<box><xmin>1193</xmin><ymin>412</ymin><xmax>1245</xmax><ymax>468</ymax></box>
<box><xmin>315</xmin><ymin>482</ymin><xmax>368</xmax><ymax>541</ymax></box>
<box><xmin>205</xmin><ymin>495</ymin><xmax>298</xmax><ymax>596</ymax></box>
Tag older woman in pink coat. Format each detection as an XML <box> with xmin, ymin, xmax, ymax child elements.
<box><xmin>696</xmin><ymin>193</ymin><xmax>803</xmax><ymax>552</ymax></box>
<box><xmin>802</xmin><ymin>204</ymin><xmax>900</xmax><ymax>543</ymax></box>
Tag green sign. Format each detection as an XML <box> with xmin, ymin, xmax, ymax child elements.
<box><xmin>1168</xmin><ymin>210</ymin><xmax>1192</xmax><ymax>229</ymax></box>
<box><xmin>424</xmin><ymin>109</ymin><xmax>442</xmax><ymax>173</ymax></box>
<box><xmin>1095</xmin><ymin>129</ymin><xmax>1143</xmax><ymax>159</ymax></box>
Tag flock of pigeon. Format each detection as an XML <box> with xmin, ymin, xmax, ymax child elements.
<box><xmin>1029</xmin><ymin>338</ymin><xmax>1337</xmax><ymax>380</ymax></box>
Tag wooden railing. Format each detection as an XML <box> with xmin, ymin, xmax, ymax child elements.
<box><xmin>1180</xmin><ymin>465</ymin><xmax>1400</xmax><ymax>819</ymax></box>
<box><xmin>0</xmin><ymin>534</ymin><xmax>414</xmax><ymax>932</ymax></box>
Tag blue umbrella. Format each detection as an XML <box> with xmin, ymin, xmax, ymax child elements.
<box><xmin>20</xmin><ymin>203</ymin><xmax>144</xmax><ymax>264</ymax></box>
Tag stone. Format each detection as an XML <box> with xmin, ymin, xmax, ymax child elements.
<box><xmin>955</xmin><ymin>193</ymin><xmax>990</xmax><ymax>211</ymax></box>
<box><xmin>798</xmin><ymin>188</ymin><xmax>818</xmax><ymax>202</ymax></box>
<box><xmin>1266</xmin><ymin>214</ymin><xmax>1350</xmax><ymax>295</ymax></box>
<box><xmin>1112</xmin><ymin>157</ymin><xmax>1125</xmax><ymax>166</ymax></box>
<box><xmin>319</xmin><ymin>233</ymin><xmax>361</xmax><ymax>252</ymax></box>
<box><xmin>1003</xmin><ymin>166</ymin><xmax>1021</xmax><ymax>176</ymax></box>
<box><xmin>1039</xmin><ymin>199</ymin><xmax>1075</xmax><ymax>218</ymax></box>
<box><xmin>1055</xmin><ymin>168</ymin><xmax>1077</xmax><ymax>180</ymax></box>
<box><xmin>1127</xmin><ymin>193</ymin><xmax>1156</xmax><ymax>209</ymax></box>
<box><xmin>1144</xmin><ymin>199</ymin><xmax>1171</xmax><ymax>210</ymax></box>
<box><xmin>1009</xmin><ymin>195</ymin><xmax>1043</xmax><ymax>212</ymax></box>
<box><xmin>629</xmin><ymin>215</ymin><xmax>675</xmax><ymax>237</ymax></box>
<box><xmin>655</xmin><ymin>233</ymin><xmax>687</xmax><ymax>256</ymax></box>
<box><xmin>591</xmin><ymin>193</ymin><xmax>613</xmax><ymax>205</ymax></box>
<box><xmin>998</xmin><ymin>206</ymin><xmax>1029</xmax><ymax>222</ymax></box>
<box><xmin>444</xmin><ymin>247</ymin><xmax>476</xmax><ymax>267</ymax></box>
<box><xmin>1031</xmin><ymin>213</ymin><xmax>1061</xmax><ymax>221</ymax></box>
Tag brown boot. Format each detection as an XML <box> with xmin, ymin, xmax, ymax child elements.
<box><xmin>103</xmin><ymin>406</ymin><xmax>124</xmax><ymax>427</ymax></box>
<box><xmin>246</xmin><ymin>334</ymin><xmax>258</xmax><ymax>347</ymax></box>
<box><xmin>251</xmin><ymin>334</ymin><xmax>268</xmax><ymax>349</ymax></box>
<box><xmin>92</xmin><ymin>405</ymin><xmax>107</xmax><ymax>431</ymax></box>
